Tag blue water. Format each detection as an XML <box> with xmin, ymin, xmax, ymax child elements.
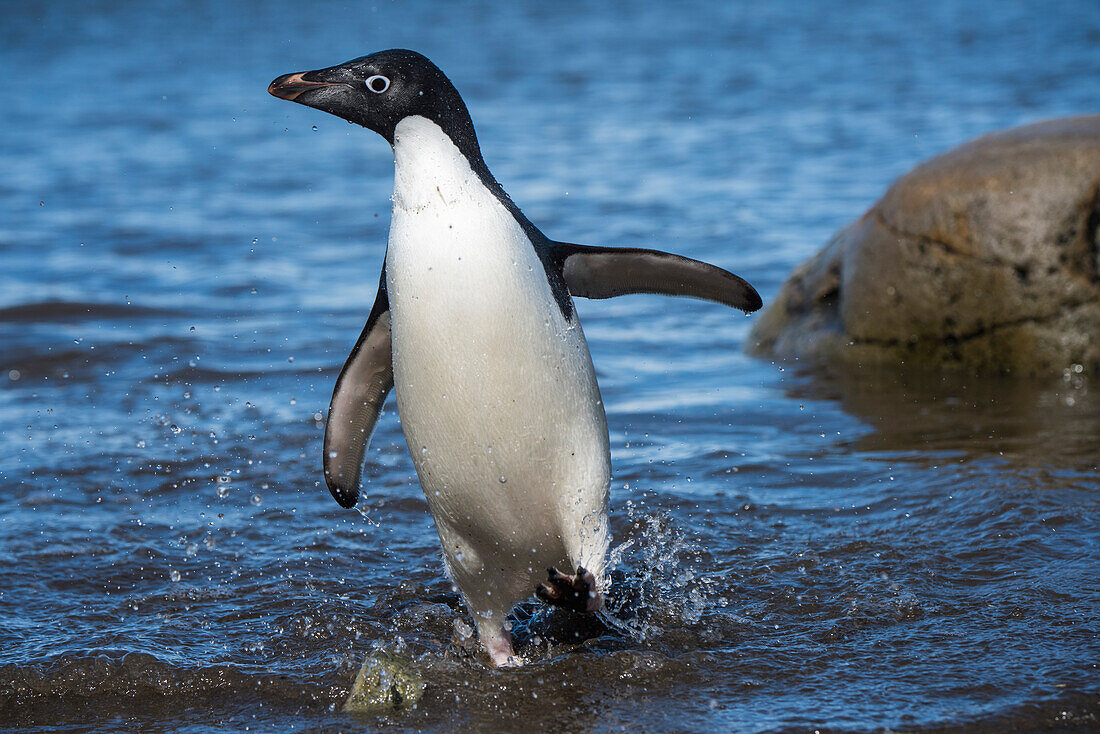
<box><xmin>2</xmin><ymin>1</ymin><xmax>1099</xmax><ymax>731</ymax></box>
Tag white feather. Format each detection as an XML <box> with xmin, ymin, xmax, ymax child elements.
<box><xmin>385</xmin><ymin>117</ymin><xmax>611</xmax><ymax>636</ymax></box>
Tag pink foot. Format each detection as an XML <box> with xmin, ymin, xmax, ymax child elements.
<box><xmin>478</xmin><ymin>620</ymin><xmax>523</xmax><ymax>667</ymax></box>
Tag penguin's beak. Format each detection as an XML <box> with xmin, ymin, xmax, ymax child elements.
<box><xmin>268</xmin><ymin>71</ymin><xmax>347</xmax><ymax>101</ymax></box>
<box><xmin>269</xmin><ymin>63</ymin><xmax>372</xmax><ymax>130</ymax></box>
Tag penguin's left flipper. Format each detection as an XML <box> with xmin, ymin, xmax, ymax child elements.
<box><xmin>536</xmin><ymin>566</ymin><xmax>599</xmax><ymax>613</ymax></box>
<box><xmin>322</xmin><ymin>269</ymin><xmax>393</xmax><ymax>509</ymax></box>
<box><xmin>554</xmin><ymin>242</ymin><xmax>762</xmax><ymax>313</ymax></box>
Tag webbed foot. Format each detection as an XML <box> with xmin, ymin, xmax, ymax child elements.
<box><xmin>536</xmin><ymin>566</ymin><xmax>600</xmax><ymax>613</ymax></box>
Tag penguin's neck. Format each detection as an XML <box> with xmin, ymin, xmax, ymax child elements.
<box><xmin>391</xmin><ymin>116</ymin><xmax>491</xmax><ymax>213</ymax></box>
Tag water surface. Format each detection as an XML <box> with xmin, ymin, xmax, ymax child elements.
<box><xmin>2</xmin><ymin>1</ymin><xmax>1098</xmax><ymax>731</ymax></box>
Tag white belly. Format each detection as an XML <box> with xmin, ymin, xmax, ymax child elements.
<box><xmin>385</xmin><ymin>117</ymin><xmax>610</xmax><ymax>615</ymax></box>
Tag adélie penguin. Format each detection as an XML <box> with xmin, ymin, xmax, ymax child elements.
<box><xmin>268</xmin><ymin>49</ymin><xmax>761</xmax><ymax>667</ymax></box>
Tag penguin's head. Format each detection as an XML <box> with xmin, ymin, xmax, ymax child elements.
<box><xmin>269</xmin><ymin>49</ymin><xmax>477</xmax><ymax>148</ymax></box>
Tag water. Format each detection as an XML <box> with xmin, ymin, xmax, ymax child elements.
<box><xmin>2</xmin><ymin>1</ymin><xmax>1098</xmax><ymax>731</ymax></box>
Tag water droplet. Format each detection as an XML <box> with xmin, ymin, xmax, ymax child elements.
<box><xmin>170</xmin><ymin>424</ymin><xmax>181</xmax><ymax>435</ymax></box>
<box><xmin>311</xmin><ymin>125</ymin><xmax>318</xmax><ymax>131</ymax></box>
<box><xmin>8</xmin><ymin>370</ymin><xmax>21</xmax><ymax>381</ymax></box>
<box><xmin>186</xmin><ymin>543</ymin><xmax>199</xmax><ymax>557</ymax></box>
<box><xmin>328</xmin><ymin>450</ymin><xmax>338</xmax><ymax>459</ymax></box>
<box><xmin>136</xmin><ymin>439</ymin><xmax>146</xmax><ymax>449</ymax></box>
<box><xmin>250</xmin><ymin>494</ymin><xmax>262</xmax><ymax>506</ymax></box>
<box><xmin>216</xmin><ymin>485</ymin><xmax>230</xmax><ymax>498</ymax></box>
<box><xmin>498</xmin><ymin>475</ymin><xmax>507</xmax><ymax>484</ymax></box>
<box><xmin>169</xmin><ymin>569</ymin><xmax>181</xmax><ymax>583</ymax></box>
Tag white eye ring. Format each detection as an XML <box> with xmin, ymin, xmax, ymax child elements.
<box><xmin>365</xmin><ymin>75</ymin><xmax>390</xmax><ymax>94</ymax></box>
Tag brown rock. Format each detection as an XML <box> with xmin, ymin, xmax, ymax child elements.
<box><xmin>749</xmin><ymin>116</ymin><xmax>1100</xmax><ymax>375</ymax></box>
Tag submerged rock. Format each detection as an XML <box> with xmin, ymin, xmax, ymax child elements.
<box><xmin>342</xmin><ymin>652</ymin><xmax>425</xmax><ymax>714</ymax></box>
<box><xmin>750</xmin><ymin>116</ymin><xmax>1100</xmax><ymax>375</ymax></box>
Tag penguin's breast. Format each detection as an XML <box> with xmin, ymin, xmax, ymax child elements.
<box><xmin>384</xmin><ymin>117</ymin><xmax>609</xmax><ymax>545</ymax></box>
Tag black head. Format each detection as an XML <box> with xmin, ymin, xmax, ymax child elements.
<box><xmin>268</xmin><ymin>49</ymin><xmax>479</xmax><ymax>150</ymax></box>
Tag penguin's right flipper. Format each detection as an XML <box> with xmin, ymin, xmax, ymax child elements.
<box><xmin>554</xmin><ymin>242</ymin><xmax>762</xmax><ymax>313</ymax></box>
<box><xmin>322</xmin><ymin>271</ymin><xmax>393</xmax><ymax>508</ymax></box>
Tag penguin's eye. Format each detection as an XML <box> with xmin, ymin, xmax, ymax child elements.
<box><xmin>365</xmin><ymin>75</ymin><xmax>390</xmax><ymax>94</ymax></box>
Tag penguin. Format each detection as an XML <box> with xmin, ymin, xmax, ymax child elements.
<box><xmin>268</xmin><ymin>50</ymin><xmax>761</xmax><ymax>667</ymax></box>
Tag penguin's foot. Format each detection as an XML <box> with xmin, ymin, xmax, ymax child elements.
<box><xmin>536</xmin><ymin>566</ymin><xmax>600</xmax><ymax>613</ymax></box>
<box><xmin>475</xmin><ymin>618</ymin><xmax>523</xmax><ymax>668</ymax></box>
<box><xmin>485</xmin><ymin>634</ymin><xmax>523</xmax><ymax>668</ymax></box>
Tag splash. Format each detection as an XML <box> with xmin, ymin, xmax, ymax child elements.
<box><xmin>353</xmin><ymin>505</ymin><xmax>380</xmax><ymax>527</ymax></box>
<box><xmin>601</xmin><ymin>502</ymin><xmax>716</xmax><ymax>640</ymax></box>
<box><xmin>501</xmin><ymin>504</ymin><xmax>716</xmax><ymax>658</ymax></box>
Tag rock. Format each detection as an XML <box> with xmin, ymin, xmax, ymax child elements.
<box><xmin>749</xmin><ymin>116</ymin><xmax>1100</xmax><ymax>375</ymax></box>
<box><xmin>342</xmin><ymin>652</ymin><xmax>425</xmax><ymax>714</ymax></box>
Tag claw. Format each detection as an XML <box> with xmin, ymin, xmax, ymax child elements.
<box><xmin>535</xmin><ymin>566</ymin><xmax>599</xmax><ymax>613</ymax></box>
